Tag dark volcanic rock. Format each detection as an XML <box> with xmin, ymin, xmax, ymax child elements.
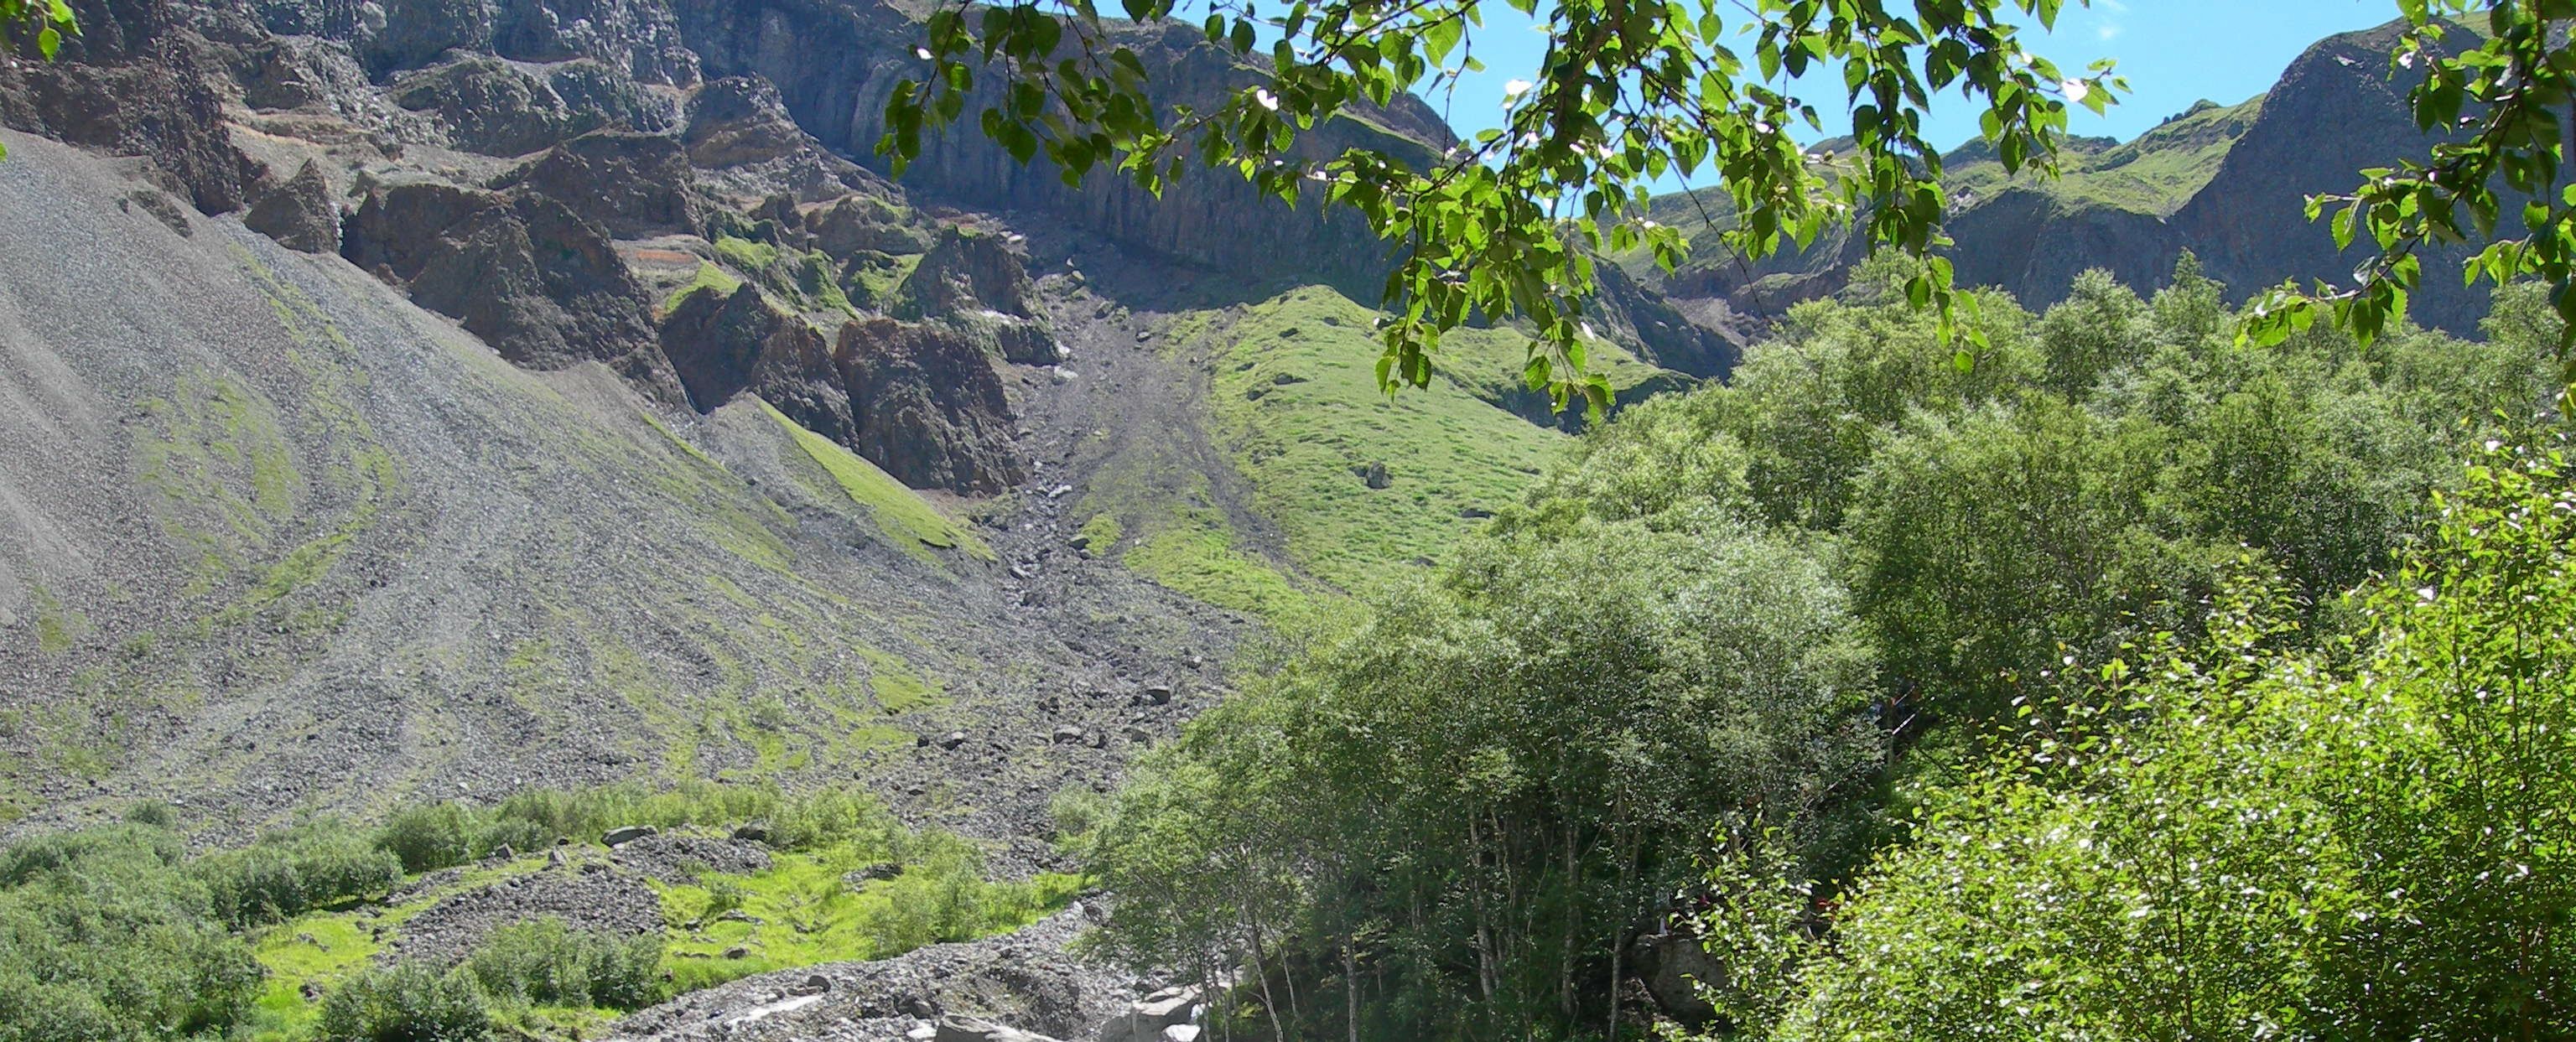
<box><xmin>343</xmin><ymin>181</ymin><xmax>680</xmax><ymax>397</ymax></box>
<box><xmin>390</xmin><ymin>867</ymin><xmax>663</xmax><ymax>967</ymax></box>
<box><xmin>2169</xmin><ymin>20</ymin><xmax>2485</xmax><ymax>332</ymax></box>
<box><xmin>0</xmin><ymin>34</ymin><xmax>260</xmax><ymax>214</ymax></box>
<box><xmin>490</xmin><ymin>0</ymin><xmax>700</xmax><ymax>85</ymax></box>
<box><xmin>837</xmin><ymin>317</ymin><xmax>1024</xmax><ymax>495</ymax></box>
<box><xmin>498</xmin><ymin>130</ymin><xmax>703</xmax><ymax>237</ymax></box>
<box><xmin>808</xmin><ymin>192</ymin><xmax>926</xmax><ymax>257</ymax></box>
<box><xmin>896</xmin><ymin>225</ymin><xmax>1060</xmax><ymax>365</ymax></box>
<box><xmin>681</xmin><ymin>75</ymin><xmax>875</xmax><ymax>202</ymax></box>
<box><xmin>612</xmin><ymin>910</ymin><xmax>1135</xmax><ymax>1042</ymax></box>
<box><xmin>662</xmin><ymin>283</ymin><xmax>853</xmax><ymax>439</ymax></box>
<box><xmin>672</xmin><ymin>0</ymin><xmax>1441</xmax><ymax>298</ymax></box>
<box><xmin>245</xmin><ymin>158</ymin><xmax>339</xmax><ymax>253</ymax></box>
<box><xmin>390</xmin><ymin>54</ymin><xmax>673</xmax><ymax>157</ymax></box>
<box><xmin>362</xmin><ymin>0</ymin><xmax>495</xmax><ymax>75</ymax></box>
<box><xmin>898</xmin><ymin>226</ymin><xmax>1038</xmax><ymax>321</ymax></box>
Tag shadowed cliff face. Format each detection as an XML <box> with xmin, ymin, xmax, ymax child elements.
<box><xmin>2168</xmin><ymin>20</ymin><xmax>2492</xmax><ymax>332</ymax></box>
<box><xmin>667</xmin><ymin>0</ymin><xmax>1442</xmax><ymax>303</ymax></box>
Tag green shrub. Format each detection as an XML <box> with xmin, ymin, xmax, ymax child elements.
<box><xmin>122</xmin><ymin>800</ymin><xmax>178</xmax><ymax>827</ymax></box>
<box><xmin>697</xmin><ymin>873</ymin><xmax>746</xmax><ymax>919</ymax></box>
<box><xmin>464</xmin><ymin>918</ymin><xmax>662</xmax><ymax>1010</ymax></box>
<box><xmin>1046</xmin><ymin>785</ymin><xmax>1110</xmax><ymax>850</ymax></box>
<box><xmin>375</xmin><ymin>803</ymin><xmax>473</xmax><ymax>874</ymax></box>
<box><xmin>0</xmin><ymin>826</ymin><xmax>262</xmax><ymax>1039</ymax></box>
<box><xmin>318</xmin><ymin>962</ymin><xmax>491</xmax><ymax>1042</ymax></box>
<box><xmin>0</xmin><ymin>822</ymin><xmax>184</xmax><ymax>886</ymax></box>
<box><xmin>196</xmin><ymin>819</ymin><xmax>402</xmax><ymax>926</ymax></box>
<box><xmin>471</xmin><ymin>816</ymin><xmax>550</xmax><ymax>859</ymax></box>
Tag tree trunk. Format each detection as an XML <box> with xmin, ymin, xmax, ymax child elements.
<box><xmin>1561</xmin><ymin>821</ymin><xmax>1581</xmax><ymax>1022</ymax></box>
<box><xmin>1344</xmin><ymin>936</ymin><xmax>1360</xmax><ymax>1042</ymax></box>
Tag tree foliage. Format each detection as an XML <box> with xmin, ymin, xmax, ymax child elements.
<box><xmin>885</xmin><ymin>0</ymin><xmax>2123</xmax><ymax>409</ymax></box>
<box><xmin>1092</xmin><ymin>267</ymin><xmax>2555</xmax><ymax>1039</ymax></box>
<box><xmin>1734</xmin><ymin>438</ymin><xmax>2576</xmax><ymax>1039</ymax></box>
<box><xmin>1089</xmin><ymin>518</ymin><xmax>1880</xmax><ymax>1039</ymax></box>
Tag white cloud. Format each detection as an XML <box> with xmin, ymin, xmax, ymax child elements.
<box><xmin>2097</xmin><ymin>23</ymin><xmax>2122</xmax><ymax>40</ymax></box>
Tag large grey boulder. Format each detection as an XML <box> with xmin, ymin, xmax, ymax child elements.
<box><xmin>1093</xmin><ymin>987</ymin><xmax>1201</xmax><ymax>1042</ymax></box>
<box><xmin>932</xmin><ymin>1015</ymin><xmax>1063</xmax><ymax>1042</ymax></box>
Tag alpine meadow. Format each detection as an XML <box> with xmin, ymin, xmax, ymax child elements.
<box><xmin>0</xmin><ymin>0</ymin><xmax>2571</xmax><ymax>1039</ymax></box>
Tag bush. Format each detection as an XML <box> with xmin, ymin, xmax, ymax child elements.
<box><xmin>471</xmin><ymin>816</ymin><xmax>550</xmax><ymax>859</ymax></box>
<box><xmin>196</xmin><ymin>820</ymin><xmax>402</xmax><ymax>926</ymax></box>
<box><xmin>464</xmin><ymin>917</ymin><xmax>662</xmax><ymax>1011</ymax></box>
<box><xmin>318</xmin><ymin>962</ymin><xmax>491</xmax><ymax>1042</ymax></box>
<box><xmin>0</xmin><ymin>826</ymin><xmax>262</xmax><ymax>1040</ymax></box>
<box><xmin>375</xmin><ymin>804</ymin><xmax>473</xmax><ymax>874</ymax></box>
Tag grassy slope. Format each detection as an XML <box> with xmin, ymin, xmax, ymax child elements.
<box><xmin>1943</xmin><ymin>96</ymin><xmax>2264</xmax><ymax>215</ymax></box>
<box><xmin>1624</xmin><ymin>95</ymin><xmax>2262</xmax><ymax>283</ymax></box>
<box><xmin>762</xmin><ymin>402</ymin><xmax>997</xmax><ymax>565</ymax></box>
<box><xmin>1106</xmin><ymin>287</ymin><xmax>1590</xmax><ymax>604</ymax></box>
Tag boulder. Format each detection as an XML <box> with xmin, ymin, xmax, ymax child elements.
<box><xmin>343</xmin><ymin>181</ymin><xmax>680</xmax><ymax>399</ymax></box>
<box><xmin>499</xmin><ymin>131</ymin><xmax>702</xmax><ymax>238</ymax></box>
<box><xmin>835</xmin><ymin>318</ymin><xmax>1025</xmax><ymax>495</ymax></box>
<box><xmin>245</xmin><ymin>159</ymin><xmax>339</xmax><ymax>253</ymax></box>
<box><xmin>1050</xmin><ymin>725</ymin><xmax>1085</xmax><ymax>745</ymax></box>
<box><xmin>1094</xmin><ymin>987</ymin><xmax>1200</xmax><ymax>1042</ymax></box>
<box><xmin>659</xmin><ymin>283</ymin><xmax>850</xmax><ymax>438</ymax></box>
<box><xmin>600</xmin><ymin>825</ymin><xmax>657</xmax><ymax>846</ymax></box>
<box><xmin>932</xmin><ymin>1016</ymin><xmax>1063</xmax><ymax>1042</ymax></box>
<box><xmin>1633</xmin><ymin>931</ymin><xmax>1724</xmax><ymax>1024</ymax></box>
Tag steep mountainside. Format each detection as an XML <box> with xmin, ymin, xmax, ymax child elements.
<box><xmin>1634</xmin><ymin>20</ymin><xmax>2493</xmax><ymax>334</ymax></box>
<box><xmin>0</xmin><ymin>0</ymin><xmax>1715</xmax><ymax>854</ymax></box>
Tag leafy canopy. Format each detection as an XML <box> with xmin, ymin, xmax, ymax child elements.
<box><xmin>883</xmin><ymin>0</ymin><xmax>2123</xmax><ymax>412</ymax></box>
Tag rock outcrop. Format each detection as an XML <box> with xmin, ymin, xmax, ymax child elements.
<box><xmin>838</xmin><ymin>317</ymin><xmax>1024</xmax><ymax>495</ymax></box>
<box><xmin>896</xmin><ymin>225</ymin><xmax>1060</xmax><ymax>365</ymax></box>
<box><xmin>388</xmin><ymin>54</ymin><xmax>673</xmax><ymax>157</ymax></box>
<box><xmin>2168</xmin><ymin>19</ymin><xmax>2486</xmax><ymax>331</ymax></box>
<box><xmin>661</xmin><ymin>283</ymin><xmax>853</xmax><ymax>439</ymax></box>
<box><xmin>0</xmin><ymin>0</ymin><xmax>260</xmax><ymax>215</ymax></box>
<box><xmin>342</xmin><ymin>180</ymin><xmax>680</xmax><ymax>397</ymax></box>
<box><xmin>681</xmin><ymin>74</ymin><xmax>877</xmax><ymax>202</ymax></box>
<box><xmin>244</xmin><ymin>158</ymin><xmax>340</xmax><ymax>252</ymax></box>
<box><xmin>497</xmin><ymin>130</ymin><xmax>703</xmax><ymax>237</ymax></box>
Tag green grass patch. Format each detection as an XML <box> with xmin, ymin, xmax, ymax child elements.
<box><xmin>713</xmin><ymin>236</ymin><xmax>782</xmax><ymax>274</ymax></box>
<box><xmin>1123</xmin><ymin>517</ymin><xmax>1306</xmax><ymax>617</ymax></box>
<box><xmin>765</xmin><ymin>403</ymin><xmax>996</xmax><ymax>564</ymax></box>
<box><xmin>1193</xmin><ymin>286</ymin><xmax>1567</xmax><ymax>595</ymax></box>
<box><xmin>29</xmin><ymin>586</ymin><xmax>89</xmax><ymax>654</ymax></box>
<box><xmin>663</xmin><ymin>261</ymin><xmax>745</xmax><ymax>314</ymax></box>
<box><xmin>1076</xmin><ymin>512</ymin><xmax>1124</xmax><ymax>554</ymax></box>
<box><xmin>657</xmin><ymin>841</ymin><xmax>1083</xmax><ymax>994</ymax></box>
<box><xmin>856</xmin><ymin>646</ymin><xmax>944</xmax><ymax>714</ymax></box>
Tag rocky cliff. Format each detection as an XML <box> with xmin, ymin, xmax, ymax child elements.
<box><xmin>1638</xmin><ymin>20</ymin><xmax>2496</xmax><ymax>334</ymax></box>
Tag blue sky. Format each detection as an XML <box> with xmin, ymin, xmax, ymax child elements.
<box><xmin>1411</xmin><ymin>0</ymin><xmax>2403</xmax><ymax>157</ymax></box>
